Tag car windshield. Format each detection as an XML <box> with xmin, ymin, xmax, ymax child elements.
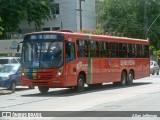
<box><xmin>0</xmin><ymin>65</ymin><xmax>19</xmax><ymax>73</ymax></box>
<box><xmin>0</xmin><ymin>59</ymin><xmax>8</xmax><ymax>64</ymax></box>
<box><xmin>0</xmin><ymin>57</ymin><xmax>20</xmax><ymax>65</ymax></box>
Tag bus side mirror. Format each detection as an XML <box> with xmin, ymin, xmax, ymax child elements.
<box><xmin>17</xmin><ymin>44</ymin><xmax>20</xmax><ymax>52</ymax></box>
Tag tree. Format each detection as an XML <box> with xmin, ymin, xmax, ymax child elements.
<box><xmin>98</xmin><ymin>0</ymin><xmax>160</xmax><ymax>49</ymax></box>
<box><xmin>0</xmin><ymin>18</ymin><xmax>4</xmax><ymax>35</ymax></box>
<box><xmin>0</xmin><ymin>0</ymin><xmax>54</xmax><ymax>38</ymax></box>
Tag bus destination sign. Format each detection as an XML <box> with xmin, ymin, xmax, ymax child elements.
<box><xmin>30</xmin><ymin>34</ymin><xmax>57</xmax><ymax>40</ymax></box>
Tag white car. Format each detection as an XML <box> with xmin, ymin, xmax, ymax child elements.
<box><xmin>150</xmin><ymin>61</ymin><xmax>159</xmax><ymax>75</ymax></box>
<box><xmin>0</xmin><ymin>56</ymin><xmax>20</xmax><ymax>65</ymax></box>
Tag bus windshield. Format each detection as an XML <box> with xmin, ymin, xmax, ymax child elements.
<box><xmin>22</xmin><ymin>41</ymin><xmax>63</xmax><ymax>69</ymax></box>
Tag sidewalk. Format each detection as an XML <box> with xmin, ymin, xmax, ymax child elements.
<box><xmin>0</xmin><ymin>87</ymin><xmax>12</xmax><ymax>95</ymax></box>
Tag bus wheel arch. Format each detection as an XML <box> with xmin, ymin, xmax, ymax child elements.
<box><xmin>78</xmin><ymin>71</ymin><xmax>86</xmax><ymax>83</ymax></box>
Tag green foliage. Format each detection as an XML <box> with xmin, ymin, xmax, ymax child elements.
<box><xmin>153</xmin><ymin>50</ymin><xmax>160</xmax><ymax>60</ymax></box>
<box><xmin>0</xmin><ymin>0</ymin><xmax>54</xmax><ymax>37</ymax></box>
<box><xmin>98</xmin><ymin>0</ymin><xmax>160</xmax><ymax>49</ymax></box>
<box><xmin>157</xmin><ymin>50</ymin><xmax>160</xmax><ymax>60</ymax></box>
<box><xmin>0</xmin><ymin>18</ymin><xmax>4</xmax><ymax>35</ymax></box>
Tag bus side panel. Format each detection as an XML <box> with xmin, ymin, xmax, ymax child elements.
<box><xmin>109</xmin><ymin>58</ymin><xmax>121</xmax><ymax>82</ymax></box>
<box><xmin>91</xmin><ymin>58</ymin><xmax>100</xmax><ymax>84</ymax></box>
<box><xmin>99</xmin><ymin>58</ymin><xmax>110</xmax><ymax>83</ymax></box>
<box><xmin>142</xmin><ymin>59</ymin><xmax>150</xmax><ymax>77</ymax></box>
<box><xmin>135</xmin><ymin>59</ymin><xmax>143</xmax><ymax>79</ymax></box>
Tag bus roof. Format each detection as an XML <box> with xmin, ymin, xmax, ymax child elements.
<box><xmin>24</xmin><ymin>31</ymin><xmax>149</xmax><ymax>44</ymax></box>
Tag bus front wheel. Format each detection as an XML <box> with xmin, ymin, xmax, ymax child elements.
<box><xmin>75</xmin><ymin>75</ymin><xmax>85</xmax><ymax>92</ymax></box>
<box><xmin>38</xmin><ymin>86</ymin><xmax>49</xmax><ymax>94</ymax></box>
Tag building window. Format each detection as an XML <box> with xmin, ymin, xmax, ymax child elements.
<box><xmin>52</xmin><ymin>27</ymin><xmax>60</xmax><ymax>31</ymax></box>
<box><xmin>51</xmin><ymin>3</ymin><xmax>60</xmax><ymax>15</ymax></box>
<box><xmin>43</xmin><ymin>28</ymin><xmax>50</xmax><ymax>31</ymax></box>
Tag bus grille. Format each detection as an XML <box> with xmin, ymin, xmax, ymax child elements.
<box><xmin>32</xmin><ymin>82</ymin><xmax>48</xmax><ymax>86</ymax></box>
<box><xmin>26</xmin><ymin>70</ymin><xmax>54</xmax><ymax>80</ymax></box>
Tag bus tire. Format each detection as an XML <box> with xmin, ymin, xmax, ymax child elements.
<box><xmin>127</xmin><ymin>71</ymin><xmax>134</xmax><ymax>85</ymax></box>
<box><xmin>113</xmin><ymin>82</ymin><xmax>120</xmax><ymax>86</ymax></box>
<box><xmin>38</xmin><ymin>86</ymin><xmax>49</xmax><ymax>94</ymax></box>
<box><xmin>75</xmin><ymin>74</ymin><xmax>85</xmax><ymax>92</ymax></box>
<box><xmin>120</xmin><ymin>71</ymin><xmax>126</xmax><ymax>86</ymax></box>
<box><xmin>157</xmin><ymin>71</ymin><xmax>159</xmax><ymax>75</ymax></box>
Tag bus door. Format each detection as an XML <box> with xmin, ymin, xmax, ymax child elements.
<box><xmin>108</xmin><ymin>42</ymin><xmax>120</xmax><ymax>82</ymax></box>
<box><xmin>65</xmin><ymin>41</ymin><xmax>77</xmax><ymax>86</ymax></box>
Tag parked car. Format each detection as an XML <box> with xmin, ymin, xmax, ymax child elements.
<box><xmin>150</xmin><ymin>61</ymin><xmax>159</xmax><ymax>75</ymax></box>
<box><xmin>0</xmin><ymin>64</ymin><xmax>34</xmax><ymax>93</ymax></box>
<box><xmin>0</xmin><ymin>57</ymin><xmax>20</xmax><ymax>69</ymax></box>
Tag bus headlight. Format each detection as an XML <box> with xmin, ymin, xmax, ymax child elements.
<box><xmin>21</xmin><ymin>72</ymin><xmax>25</xmax><ymax>76</ymax></box>
<box><xmin>56</xmin><ymin>67</ymin><xmax>63</xmax><ymax>77</ymax></box>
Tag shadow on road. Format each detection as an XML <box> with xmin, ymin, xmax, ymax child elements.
<box><xmin>21</xmin><ymin>82</ymin><xmax>152</xmax><ymax>97</ymax></box>
<box><xmin>0</xmin><ymin>87</ymin><xmax>35</xmax><ymax>95</ymax></box>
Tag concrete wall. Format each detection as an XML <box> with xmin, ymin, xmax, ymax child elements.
<box><xmin>19</xmin><ymin>0</ymin><xmax>96</xmax><ymax>34</ymax></box>
<box><xmin>0</xmin><ymin>39</ymin><xmax>22</xmax><ymax>56</ymax></box>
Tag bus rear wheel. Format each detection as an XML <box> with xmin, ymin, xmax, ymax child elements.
<box><xmin>75</xmin><ymin>74</ymin><xmax>85</xmax><ymax>92</ymax></box>
<box><xmin>127</xmin><ymin>71</ymin><xmax>134</xmax><ymax>85</ymax></box>
<box><xmin>38</xmin><ymin>86</ymin><xmax>49</xmax><ymax>94</ymax></box>
<box><xmin>120</xmin><ymin>71</ymin><xmax>127</xmax><ymax>86</ymax></box>
<box><xmin>157</xmin><ymin>71</ymin><xmax>159</xmax><ymax>75</ymax></box>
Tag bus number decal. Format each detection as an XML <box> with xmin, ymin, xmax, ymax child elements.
<box><xmin>76</xmin><ymin>62</ymin><xmax>88</xmax><ymax>70</ymax></box>
<box><xmin>121</xmin><ymin>60</ymin><xmax>135</xmax><ymax>66</ymax></box>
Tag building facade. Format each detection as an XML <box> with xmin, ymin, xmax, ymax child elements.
<box><xmin>19</xmin><ymin>0</ymin><xmax>96</xmax><ymax>34</ymax></box>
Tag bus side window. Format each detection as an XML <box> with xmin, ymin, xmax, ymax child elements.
<box><xmin>66</xmin><ymin>41</ymin><xmax>75</xmax><ymax>63</ymax></box>
<box><xmin>142</xmin><ymin>45</ymin><xmax>149</xmax><ymax>58</ymax></box>
<box><xmin>128</xmin><ymin>44</ymin><xmax>135</xmax><ymax>58</ymax></box>
<box><xmin>99</xmin><ymin>41</ymin><xmax>109</xmax><ymax>58</ymax></box>
<box><xmin>90</xmin><ymin>40</ymin><xmax>99</xmax><ymax>57</ymax></box>
<box><xmin>119</xmin><ymin>43</ymin><xmax>127</xmax><ymax>58</ymax></box>
<box><xmin>110</xmin><ymin>42</ymin><xmax>118</xmax><ymax>58</ymax></box>
<box><xmin>77</xmin><ymin>39</ymin><xmax>88</xmax><ymax>58</ymax></box>
<box><xmin>136</xmin><ymin>44</ymin><xmax>142</xmax><ymax>58</ymax></box>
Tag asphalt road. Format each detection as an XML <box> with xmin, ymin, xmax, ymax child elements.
<box><xmin>0</xmin><ymin>74</ymin><xmax>159</xmax><ymax>120</ymax></box>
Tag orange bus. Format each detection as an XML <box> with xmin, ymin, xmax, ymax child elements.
<box><xmin>20</xmin><ymin>30</ymin><xmax>150</xmax><ymax>93</ymax></box>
